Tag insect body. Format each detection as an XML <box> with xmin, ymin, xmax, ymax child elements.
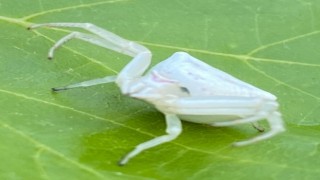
<box><xmin>28</xmin><ymin>23</ymin><xmax>285</xmax><ymax>165</ymax></box>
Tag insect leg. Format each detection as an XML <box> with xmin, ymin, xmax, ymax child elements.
<box><xmin>52</xmin><ymin>75</ymin><xmax>117</xmax><ymax>92</ymax></box>
<box><xmin>28</xmin><ymin>23</ymin><xmax>152</xmax><ymax>91</ymax></box>
<box><xmin>43</xmin><ymin>31</ymin><xmax>134</xmax><ymax>59</ymax></box>
<box><xmin>233</xmin><ymin>112</ymin><xmax>285</xmax><ymax>146</ymax></box>
<box><xmin>252</xmin><ymin>122</ymin><xmax>265</xmax><ymax>132</ymax></box>
<box><xmin>165</xmin><ymin>97</ymin><xmax>284</xmax><ymax>145</ymax></box>
<box><xmin>167</xmin><ymin>96</ymin><xmax>263</xmax><ymax>109</ymax></box>
<box><xmin>211</xmin><ymin>115</ymin><xmax>266</xmax><ymax>132</ymax></box>
<box><xmin>166</xmin><ymin>97</ymin><xmax>263</xmax><ymax>115</ymax></box>
<box><xmin>211</xmin><ymin>113</ymin><xmax>266</xmax><ymax>126</ymax></box>
<box><xmin>118</xmin><ymin>114</ymin><xmax>182</xmax><ymax>166</ymax></box>
<box><xmin>28</xmin><ymin>23</ymin><xmax>150</xmax><ymax>57</ymax></box>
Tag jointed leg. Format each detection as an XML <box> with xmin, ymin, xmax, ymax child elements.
<box><xmin>46</xmin><ymin>31</ymin><xmax>134</xmax><ymax>59</ymax></box>
<box><xmin>52</xmin><ymin>75</ymin><xmax>117</xmax><ymax>92</ymax></box>
<box><xmin>167</xmin><ymin>97</ymin><xmax>264</xmax><ymax>116</ymax></box>
<box><xmin>118</xmin><ymin>114</ymin><xmax>182</xmax><ymax>165</ymax></box>
<box><xmin>233</xmin><ymin>112</ymin><xmax>285</xmax><ymax>146</ymax></box>
<box><xmin>211</xmin><ymin>113</ymin><xmax>267</xmax><ymax>126</ymax></box>
<box><xmin>169</xmin><ymin>96</ymin><xmax>263</xmax><ymax>108</ymax></box>
<box><xmin>28</xmin><ymin>23</ymin><xmax>150</xmax><ymax>57</ymax></box>
<box><xmin>28</xmin><ymin>22</ymin><xmax>153</xmax><ymax>91</ymax></box>
<box><xmin>252</xmin><ymin>122</ymin><xmax>265</xmax><ymax>132</ymax></box>
<box><xmin>166</xmin><ymin>97</ymin><xmax>284</xmax><ymax>145</ymax></box>
<box><xmin>209</xmin><ymin>115</ymin><xmax>265</xmax><ymax>132</ymax></box>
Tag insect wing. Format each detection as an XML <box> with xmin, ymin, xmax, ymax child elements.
<box><xmin>152</xmin><ymin>52</ymin><xmax>276</xmax><ymax>99</ymax></box>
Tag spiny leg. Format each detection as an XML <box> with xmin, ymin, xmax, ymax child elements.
<box><xmin>52</xmin><ymin>75</ymin><xmax>117</xmax><ymax>92</ymax></box>
<box><xmin>118</xmin><ymin>114</ymin><xmax>182</xmax><ymax>166</ymax></box>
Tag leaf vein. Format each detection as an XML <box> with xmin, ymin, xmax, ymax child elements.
<box><xmin>22</xmin><ymin>0</ymin><xmax>129</xmax><ymax>21</ymax></box>
<box><xmin>1</xmin><ymin>122</ymin><xmax>106</xmax><ymax>179</ymax></box>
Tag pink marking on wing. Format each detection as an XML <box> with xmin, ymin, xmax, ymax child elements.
<box><xmin>151</xmin><ymin>72</ymin><xmax>175</xmax><ymax>83</ymax></box>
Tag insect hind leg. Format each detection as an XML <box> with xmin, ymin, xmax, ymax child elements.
<box><xmin>233</xmin><ymin>112</ymin><xmax>285</xmax><ymax>146</ymax></box>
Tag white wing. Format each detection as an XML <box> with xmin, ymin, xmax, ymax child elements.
<box><xmin>150</xmin><ymin>52</ymin><xmax>276</xmax><ymax>100</ymax></box>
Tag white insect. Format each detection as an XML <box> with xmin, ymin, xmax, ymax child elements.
<box><xmin>28</xmin><ymin>23</ymin><xmax>285</xmax><ymax>165</ymax></box>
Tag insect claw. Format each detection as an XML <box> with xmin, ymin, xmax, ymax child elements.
<box><xmin>117</xmin><ymin>161</ymin><xmax>125</xmax><ymax>166</ymax></box>
<box><xmin>27</xmin><ymin>24</ymin><xmax>37</xmax><ymax>30</ymax></box>
<box><xmin>252</xmin><ymin>123</ymin><xmax>265</xmax><ymax>132</ymax></box>
<box><xmin>255</xmin><ymin>126</ymin><xmax>265</xmax><ymax>132</ymax></box>
<box><xmin>51</xmin><ymin>87</ymin><xmax>67</xmax><ymax>92</ymax></box>
<box><xmin>118</xmin><ymin>157</ymin><xmax>127</xmax><ymax>166</ymax></box>
<box><xmin>232</xmin><ymin>141</ymin><xmax>248</xmax><ymax>147</ymax></box>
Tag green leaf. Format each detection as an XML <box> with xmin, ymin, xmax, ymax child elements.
<box><xmin>1</xmin><ymin>0</ymin><xmax>320</xmax><ymax>179</ymax></box>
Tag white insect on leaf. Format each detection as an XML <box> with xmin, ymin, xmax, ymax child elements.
<box><xmin>28</xmin><ymin>23</ymin><xmax>285</xmax><ymax>166</ymax></box>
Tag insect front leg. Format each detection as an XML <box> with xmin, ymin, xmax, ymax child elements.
<box><xmin>28</xmin><ymin>23</ymin><xmax>152</xmax><ymax>92</ymax></box>
<box><xmin>52</xmin><ymin>75</ymin><xmax>117</xmax><ymax>92</ymax></box>
<box><xmin>119</xmin><ymin>114</ymin><xmax>182</xmax><ymax>166</ymax></box>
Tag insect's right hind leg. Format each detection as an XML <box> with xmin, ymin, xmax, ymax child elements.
<box><xmin>44</xmin><ymin>31</ymin><xmax>129</xmax><ymax>60</ymax></box>
<box><xmin>28</xmin><ymin>23</ymin><xmax>150</xmax><ymax>57</ymax></box>
<box><xmin>52</xmin><ymin>75</ymin><xmax>117</xmax><ymax>92</ymax></box>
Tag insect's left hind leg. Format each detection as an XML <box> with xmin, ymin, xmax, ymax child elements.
<box><xmin>28</xmin><ymin>23</ymin><xmax>150</xmax><ymax>57</ymax></box>
<box><xmin>167</xmin><ymin>97</ymin><xmax>284</xmax><ymax>146</ymax></box>
<box><xmin>119</xmin><ymin>114</ymin><xmax>182</xmax><ymax>166</ymax></box>
<box><xmin>211</xmin><ymin>114</ymin><xmax>266</xmax><ymax>132</ymax></box>
<box><xmin>52</xmin><ymin>75</ymin><xmax>117</xmax><ymax>92</ymax></box>
<box><xmin>211</xmin><ymin>114</ymin><xmax>265</xmax><ymax>126</ymax></box>
<box><xmin>252</xmin><ymin>122</ymin><xmax>265</xmax><ymax>132</ymax></box>
<box><xmin>233</xmin><ymin>112</ymin><xmax>285</xmax><ymax>146</ymax></box>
